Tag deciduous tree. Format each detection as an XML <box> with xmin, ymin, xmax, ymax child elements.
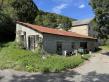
<box><xmin>11</xmin><ymin>0</ymin><xmax>39</xmax><ymax>23</ymax></box>
<box><xmin>90</xmin><ymin>0</ymin><xmax>109</xmax><ymax>39</ymax></box>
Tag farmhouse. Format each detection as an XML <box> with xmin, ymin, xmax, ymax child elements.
<box><xmin>16</xmin><ymin>21</ymin><xmax>98</xmax><ymax>54</ymax></box>
<box><xmin>69</xmin><ymin>19</ymin><xmax>98</xmax><ymax>38</ymax></box>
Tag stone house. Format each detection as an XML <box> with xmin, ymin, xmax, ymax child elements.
<box><xmin>16</xmin><ymin>21</ymin><xmax>97</xmax><ymax>54</ymax></box>
<box><xmin>69</xmin><ymin>19</ymin><xmax>98</xmax><ymax>38</ymax></box>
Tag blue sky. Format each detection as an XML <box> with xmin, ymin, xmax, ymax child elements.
<box><xmin>33</xmin><ymin>0</ymin><xmax>95</xmax><ymax>20</ymax></box>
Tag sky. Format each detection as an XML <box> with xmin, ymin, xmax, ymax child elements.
<box><xmin>33</xmin><ymin>0</ymin><xmax>95</xmax><ymax>20</ymax></box>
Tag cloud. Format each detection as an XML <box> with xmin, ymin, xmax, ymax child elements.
<box><xmin>52</xmin><ymin>4</ymin><xmax>68</xmax><ymax>14</ymax></box>
<box><xmin>78</xmin><ymin>4</ymin><xmax>85</xmax><ymax>8</ymax></box>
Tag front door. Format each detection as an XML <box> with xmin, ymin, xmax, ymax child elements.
<box><xmin>28</xmin><ymin>35</ymin><xmax>35</xmax><ymax>50</ymax></box>
<box><xmin>56</xmin><ymin>42</ymin><xmax>62</xmax><ymax>54</ymax></box>
<box><xmin>19</xmin><ymin>32</ymin><xmax>26</xmax><ymax>49</ymax></box>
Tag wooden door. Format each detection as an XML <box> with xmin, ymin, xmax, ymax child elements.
<box><xmin>28</xmin><ymin>35</ymin><xmax>35</xmax><ymax>50</ymax></box>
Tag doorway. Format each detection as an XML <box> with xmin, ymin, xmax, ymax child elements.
<box><xmin>28</xmin><ymin>35</ymin><xmax>35</xmax><ymax>50</ymax></box>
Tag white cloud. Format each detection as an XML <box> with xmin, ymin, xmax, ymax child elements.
<box><xmin>52</xmin><ymin>4</ymin><xmax>68</xmax><ymax>14</ymax></box>
<box><xmin>78</xmin><ymin>4</ymin><xmax>85</xmax><ymax>8</ymax></box>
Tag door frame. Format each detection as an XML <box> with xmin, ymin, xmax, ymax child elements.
<box><xmin>28</xmin><ymin>35</ymin><xmax>36</xmax><ymax>50</ymax></box>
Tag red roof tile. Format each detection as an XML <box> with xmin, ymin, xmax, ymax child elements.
<box><xmin>16</xmin><ymin>21</ymin><xmax>96</xmax><ymax>40</ymax></box>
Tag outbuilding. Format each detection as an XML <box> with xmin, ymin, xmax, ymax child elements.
<box><xmin>16</xmin><ymin>21</ymin><xmax>98</xmax><ymax>54</ymax></box>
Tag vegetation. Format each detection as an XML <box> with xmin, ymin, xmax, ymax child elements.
<box><xmin>90</xmin><ymin>0</ymin><xmax>109</xmax><ymax>39</ymax></box>
<box><xmin>11</xmin><ymin>0</ymin><xmax>39</xmax><ymax>23</ymax></box>
<box><xmin>0</xmin><ymin>0</ymin><xmax>39</xmax><ymax>42</ymax></box>
<box><xmin>35</xmin><ymin>10</ymin><xmax>75</xmax><ymax>30</ymax></box>
<box><xmin>0</xmin><ymin>42</ymin><xmax>90</xmax><ymax>72</ymax></box>
<box><xmin>0</xmin><ymin>10</ymin><xmax>15</xmax><ymax>42</ymax></box>
<box><xmin>100</xmin><ymin>45</ymin><xmax>109</xmax><ymax>51</ymax></box>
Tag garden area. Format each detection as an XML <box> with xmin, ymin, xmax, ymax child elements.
<box><xmin>0</xmin><ymin>42</ymin><xmax>90</xmax><ymax>73</ymax></box>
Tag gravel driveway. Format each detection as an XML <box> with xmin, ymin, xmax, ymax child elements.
<box><xmin>0</xmin><ymin>51</ymin><xmax>109</xmax><ymax>82</ymax></box>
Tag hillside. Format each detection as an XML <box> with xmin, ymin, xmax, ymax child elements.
<box><xmin>35</xmin><ymin>11</ymin><xmax>76</xmax><ymax>30</ymax></box>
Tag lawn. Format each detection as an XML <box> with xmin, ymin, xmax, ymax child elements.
<box><xmin>100</xmin><ymin>45</ymin><xmax>109</xmax><ymax>51</ymax></box>
<box><xmin>0</xmin><ymin>42</ymin><xmax>90</xmax><ymax>72</ymax></box>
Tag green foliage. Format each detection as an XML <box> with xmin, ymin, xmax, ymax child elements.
<box><xmin>81</xmin><ymin>54</ymin><xmax>91</xmax><ymax>60</ymax></box>
<box><xmin>1</xmin><ymin>0</ymin><xmax>16</xmax><ymax>20</ymax></box>
<box><xmin>0</xmin><ymin>0</ymin><xmax>3</xmax><ymax>10</ymax></box>
<box><xmin>0</xmin><ymin>42</ymin><xmax>86</xmax><ymax>72</ymax></box>
<box><xmin>11</xmin><ymin>0</ymin><xmax>39</xmax><ymax>23</ymax></box>
<box><xmin>90</xmin><ymin>0</ymin><xmax>109</xmax><ymax>39</ymax></box>
<box><xmin>0</xmin><ymin>10</ymin><xmax>15</xmax><ymax>42</ymax></box>
<box><xmin>100</xmin><ymin>45</ymin><xmax>109</xmax><ymax>50</ymax></box>
<box><xmin>35</xmin><ymin>11</ymin><xmax>75</xmax><ymax>30</ymax></box>
<box><xmin>0</xmin><ymin>0</ymin><xmax>39</xmax><ymax>42</ymax></box>
<box><xmin>0</xmin><ymin>0</ymin><xmax>18</xmax><ymax>42</ymax></box>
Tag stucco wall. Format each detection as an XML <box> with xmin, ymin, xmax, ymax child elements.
<box><xmin>43</xmin><ymin>33</ymin><xmax>97</xmax><ymax>54</ymax></box>
<box><xmin>70</xmin><ymin>25</ymin><xmax>89</xmax><ymax>36</ymax></box>
<box><xmin>70</xmin><ymin>24</ymin><xmax>98</xmax><ymax>38</ymax></box>
<box><xmin>16</xmin><ymin>23</ymin><xmax>97</xmax><ymax>54</ymax></box>
<box><xmin>16</xmin><ymin>24</ymin><xmax>43</xmax><ymax>49</ymax></box>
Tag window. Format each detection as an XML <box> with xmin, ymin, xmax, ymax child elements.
<box><xmin>35</xmin><ymin>35</ymin><xmax>42</xmax><ymax>43</ymax></box>
<box><xmin>35</xmin><ymin>35</ymin><xmax>39</xmax><ymax>42</ymax></box>
<box><xmin>80</xmin><ymin>42</ymin><xmax>87</xmax><ymax>49</ymax></box>
<box><xmin>20</xmin><ymin>35</ymin><xmax>24</xmax><ymax>42</ymax></box>
<box><xmin>72</xmin><ymin>42</ymin><xmax>75</xmax><ymax>49</ymax></box>
<box><xmin>56</xmin><ymin>42</ymin><xmax>62</xmax><ymax>54</ymax></box>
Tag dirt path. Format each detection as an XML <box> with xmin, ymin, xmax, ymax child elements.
<box><xmin>74</xmin><ymin>52</ymin><xmax>109</xmax><ymax>74</ymax></box>
<box><xmin>0</xmin><ymin>51</ymin><xmax>109</xmax><ymax>82</ymax></box>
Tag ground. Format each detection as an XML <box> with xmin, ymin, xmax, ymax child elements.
<box><xmin>0</xmin><ymin>49</ymin><xmax>109</xmax><ymax>82</ymax></box>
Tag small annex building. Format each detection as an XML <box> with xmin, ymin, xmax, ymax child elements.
<box><xmin>69</xmin><ymin>19</ymin><xmax>98</xmax><ymax>38</ymax></box>
<box><xmin>16</xmin><ymin>21</ymin><xmax>98</xmax><ymax>54</ymax></box>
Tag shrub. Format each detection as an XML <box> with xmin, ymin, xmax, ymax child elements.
<box><xmin>0</xmin><ymin>42</ymin><xmax>89</xmax><ymax>72</ymax></box>
<box><xmin>81</xmin><ymin>54</ymin><xmax>91</xmax><ymax>60</ymax></box>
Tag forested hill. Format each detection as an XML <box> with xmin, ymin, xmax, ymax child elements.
<box><xmin>35</xmin><ymin>11</ymin><xmax>76</xmax><ymax>30</ymax></box>
<box><xmin>0</xmin><ymin>0</ymin><xmax>75</xmax><ymax>42</ymax></box>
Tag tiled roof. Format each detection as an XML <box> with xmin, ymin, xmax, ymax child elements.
<box><xmin>16</xmin><ymin>21</ymin><xmax>96</xmax><ymax>40</ymax></box>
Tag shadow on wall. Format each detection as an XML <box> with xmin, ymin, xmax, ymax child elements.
<box><xmin>0</xmin><ymin>70</ymin><xmax>109</xmax><ymax>82</ymax></box>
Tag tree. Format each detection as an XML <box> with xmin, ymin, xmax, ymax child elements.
<box><xmin>11</xmin><ymin>0</ymin><xmax>39</xmax><ymax>23</ymax></box>
<box><xmin>0</xmin><ymin>0</ymin><xmax>39</xmax><ymax>42</ymax></box>
<box><xmin>35</xmin><ymin>11</ymin><xmax>74</xmax><ymax>30</ymax></box>
<box><xmin>90</xmin><ymin>0</ymin><xmax>109</xmax><ymax>39</ymax></box>
<box><xmin>0</xmin><ymin>10</ymin><xmax>15</xmax><ymax>42</ymax></box>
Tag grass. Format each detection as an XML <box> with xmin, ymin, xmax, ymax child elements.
<box><xmin>0</xmin><ymin>42</ymin><xmax>90</xmax><ymax>72</ymax></box>
<box><xmin>100</xmin><ymin>45</ymin><xmax>109</xmax><ymax>51</ymax></box>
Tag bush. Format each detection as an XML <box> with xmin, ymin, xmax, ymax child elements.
<box><xmin>81</xmin><ymin>54</ymin><xmax>91</xmax><ymax>60</ymax></box>
<box><xmin>100</xmin><ymin>45</ymin><xmax>109</xmax><ymax>50</ymax></box>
